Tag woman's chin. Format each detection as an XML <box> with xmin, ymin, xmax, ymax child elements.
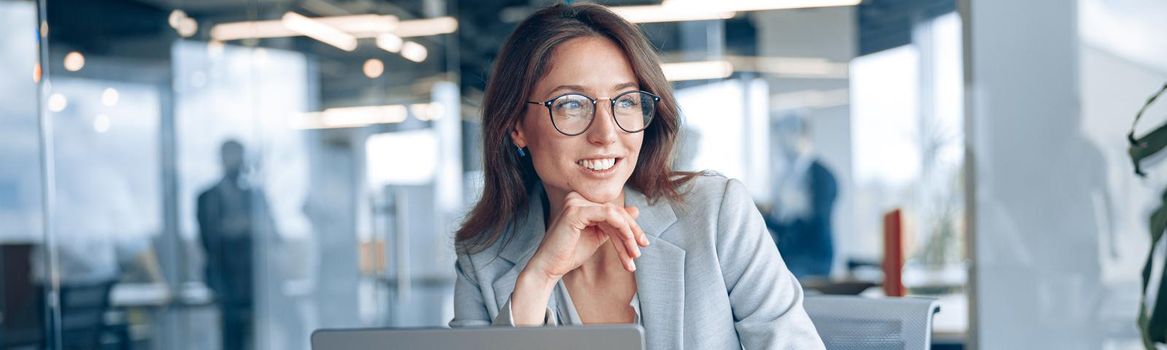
<box><xmin>575</xmin><ymin>187</ymin><xmax>623</xmax><ymax>204</ymax></box>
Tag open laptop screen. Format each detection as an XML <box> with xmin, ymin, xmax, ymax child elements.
<box><xmin>311</xmin><ymin>324</ymin><xmax>645</xmax><ymax>350</ymax></box>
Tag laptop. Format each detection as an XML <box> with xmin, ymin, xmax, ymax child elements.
<box><xmin>311</xmin><ymin>324</ymin><xmax>645</xmax><ymax>350</ymax></box>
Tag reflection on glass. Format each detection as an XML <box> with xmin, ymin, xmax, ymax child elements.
<box><xmin>196</xmin><ymin>141</ymin><xmax>274</xmax><ymax>350</ymax></box>
<box><xmin>38</xmin><ymin>76</ymin><xmax>164</xmax><ymax>349</ymax></box>
<box><xmin>174</xmin><ymin>40</ymin><xmax>314</xmax><ymax>350</ymax></box>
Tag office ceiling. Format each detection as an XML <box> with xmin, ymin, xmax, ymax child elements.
<box><xmin>42</xmin><ymin>0</ymin><xmax>687</xmax><ymax>108</ymax></box>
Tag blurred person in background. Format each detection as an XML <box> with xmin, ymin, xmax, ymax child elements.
<box><xmin>197</xmin><ymin>140</ymin><xmax>275</xmax><ymax>350</ymax></box>
<box><xmin>767</xmin><ymin>114</ymin><xmax>837</xmax><ymax>279</ymax></box>
<box><xmin>448</xmin><ymin>4</ymin><xmax>824</xmax><ymax>349</ymax></box>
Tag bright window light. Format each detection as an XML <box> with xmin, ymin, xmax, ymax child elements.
<box><xmin>366</xmin><ymin>130</ymin><xmax>439</xmax><ymax>186</ymax></box>
<box><xmin>850</xmin><ymin>45</ymin><xmax>921</xmax><ymax>186</ymax></box>
<box><xmin>102</xmin><ymin>88</ymin><xmax>119</xmax><ymax>107</ymax></box>
<box><xmin>661</xmin><ymin>61</ymin><xmax>733</xmax><ymax>81</ymax></box>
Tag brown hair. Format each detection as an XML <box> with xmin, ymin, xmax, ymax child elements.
<box><xmin>455</xmin><ymin>3</ymin><xmax>696</xmax><ymax>254</ymax></box>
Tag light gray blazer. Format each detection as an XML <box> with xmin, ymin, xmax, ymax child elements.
<box><xmin>450</xmin><ymin>175</ymin><xmax>825</xmax><ymax>350</ymax></box>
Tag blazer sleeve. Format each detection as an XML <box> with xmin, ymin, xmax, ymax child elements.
<box><xmin>493</xmin><ymin>297</ymin><xmax>559</xmax><ymax>326</ymax></box>
<box><xmin>448</xmin><ymin>255</ymin><xmax>558</xmax><ymax>327</ymax></box>
<box><xmin>449</xmin><ymin>255</ymin><xmax>492</xmax><ymax>327</ymax></box>
<box><xmin>716</xmin><ymin>179</ymin><xmax>826</xmax><ymax>349</ymax></box>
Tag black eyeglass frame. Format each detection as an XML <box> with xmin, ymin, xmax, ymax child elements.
<box><xmin>525</xmin><ymin>90</ymin><xmax>661</xmax><ymax>136</ymax></box>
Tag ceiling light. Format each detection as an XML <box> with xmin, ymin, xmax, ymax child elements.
<box><xmin>281</xmin><ymin>12</ymin><xmax>358</xmax><ymax>51</ymax></box>
<box><xmin>63</xmin><ymin>51</ymin><xmax>85</xmax><ymax>72</ymax></box>
<box><xmin>211</xmin><ymin>20</ymin><xmax>290</xmax><ymax>41</ymax></box>
<box><xmin>376</xmin><ymin>33</ymin><xmax>403</xmax><ymax>52</ymax></box>
<box><xmin>321</xmin><ymin>14</ymin><xmax>398</xmax><ymax>37</ymax></box>
<box><xmin>177</xmin><ymin>17</ymin><xmax>199</xmax><ymax>37</ymax></box>
<box><xmin>363</xmin><ymin>59</ymin><xmax>384</xmax><ymax>78</ymax></box>
<box><xmin>401</xmin><ymin>41</ymin><xmax>427</xmax><ymax>62</ymax></box>
<box><xmin>211</xmin><ymin>14</ymin><xmax>401</xmax><ymax>41</ymax></box>
<box><xmin>170</xmin><ymin>10</ymin><xmax>197</xmax><ymax>37</ymax></box>
<box><xmin>392</xmin><ymin>17</ymin><xmax>458</xmax><ymax>38</ymax></box>
<box><xmin>209</xmin><ymin>15</ymin><xmax>454</xmax><ymax>42</ymax></box>
<box><xmin>612</xmin><ymin>0</ymin><xmax>862</xmax><ymax>23</ymax></box>
<box><xmin>168</xmin><ymin>10</ymin><xmax>187</xmax><ymax>29</ymax></box>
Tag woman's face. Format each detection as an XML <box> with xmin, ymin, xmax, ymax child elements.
<box><xmin>512</xmin><ymin>36</ymin><xmax>644</xmax><ymax>205</ymax></box>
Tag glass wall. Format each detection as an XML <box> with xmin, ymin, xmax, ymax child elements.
<box><xmin>13</xmin><ymin>0</ymin><xmax>462</xmax><ymax>348</ymax></box>
<box><xmin>1</xmin><ymin>0</ymin><xmax>47</xmax><ymax>349</ymax></box>
<box><xmin>1079</xmin><ymin>4</ymin><xmax>1167</xmax><ymax>347</ymax></box>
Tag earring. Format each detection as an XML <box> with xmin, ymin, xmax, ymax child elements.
<box><xmin>516</xmin><ymin>147</ymin><xmax>527</xmax><ymax>157</ymax></box>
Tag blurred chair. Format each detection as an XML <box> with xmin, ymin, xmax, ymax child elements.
<box><xmin>803</xmin><ymin>295</ymin><xmax>940</xmax><ymax>350</ymax></box>
<box><xmin>1</xmin><ymin>243</ymin><xmax>44</xmax><ymax>349</ymax></box>
<box><xmin>54</xmin><ymin>279</ymin><xmax>116</xmax><ymax>350</ymax></box>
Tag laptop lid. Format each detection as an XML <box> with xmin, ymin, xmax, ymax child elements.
<box><xmin>311</xmin><ymin>324</ymin><xmax>645</xmax><ymax>350</ymax></box>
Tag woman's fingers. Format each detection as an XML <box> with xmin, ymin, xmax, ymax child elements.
<box><xmin>575</xmin><ymin>205</ymin><xmax>640</xmax><ymax>271</ymax></box>
<box><xmin>603</xmin><ymin>205</ymin><xmax>641</xmax><ymax>258</ymax></box>
<box><xmin>623</xmin><ymin>206</ymin><xmax>649</xmax><ymax>247</ymax></box>
<box><xmin>561</xmin><ymin>192</ymin><xmax>649</xmax><ymax>272</ymax></box>
<box><xmin>599</xmin><ymin>225</ymin><xmax>637</xmax><ymax>271</ymax></box>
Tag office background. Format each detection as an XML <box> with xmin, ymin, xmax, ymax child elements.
<box><xmin>1</xmin><ymin>0</ymin><xmax>1165</xmax><ymax>349</ymax></box>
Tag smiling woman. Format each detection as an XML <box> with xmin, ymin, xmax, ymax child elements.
<box><xmin>449</xmin><ymin>3</ymin><xmax>824</xmax><ymax>350</ymax></box>
<box><xmin>454</xmin><ymin>4</ymin><xmax>690</xmax><ymax>257</ymax></box>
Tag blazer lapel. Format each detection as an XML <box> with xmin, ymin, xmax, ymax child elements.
<box><xmin>627</xmin><ymin>188</ymin><xmax>686</xmax><ymax>350</ymax></box>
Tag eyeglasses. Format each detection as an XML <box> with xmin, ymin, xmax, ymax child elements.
<box><xmin>526</xmin><ymin>90</ymin><xmax>660</xmax><ymax>136</ymax></box>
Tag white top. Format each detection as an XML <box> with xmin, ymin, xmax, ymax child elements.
<box><xmin>554</xmin><ymin>279</ymin><xmax>642</xmax><ymax>325</ymax></box>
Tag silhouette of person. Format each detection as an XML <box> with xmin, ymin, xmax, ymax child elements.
<box><xmin>197</xmin><ymin>140</ymin><xmax>275</xmax><ymax>350</ymax></box>
<box><xmin>767</xmin><ymin>115</ymin><xmax>837</xmax><ymax>279</ymax></box>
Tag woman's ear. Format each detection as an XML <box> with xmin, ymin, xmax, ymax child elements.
<box><xmin>510</xmin><ymin>123</ymin><xmax>528</xmax><ymax>149</ymax></box>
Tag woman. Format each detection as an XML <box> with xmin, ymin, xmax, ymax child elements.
<box><xmin>450</xmin><ymin>4</ymin><xmax>824</xmax><ymax>349</ymax></box>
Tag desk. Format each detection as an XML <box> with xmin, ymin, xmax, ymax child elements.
<box><xmin>110</xmin><ymin>282</ymin><xmax>214</xmax><ymax>308</ymax></box>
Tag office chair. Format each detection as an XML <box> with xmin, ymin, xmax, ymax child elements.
<box><xmin>55</xmin><ymin>280</ymin><xmax>117</xmax><ymax>350</ymax></box>
<box><xmin>803</xmin><ymin>295</ymin><xmax>941</xmax><ymax>350</ymax></box>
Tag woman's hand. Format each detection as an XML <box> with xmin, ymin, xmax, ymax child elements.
<box><xmin>510</xmin><ymin>192</ymin><xmax>649</xmax><ymax>325</ymax></box>
<box><xmin>527</xmin><ymin>191</ymin><xmax>649</xmax><ymax>279</ymax></box>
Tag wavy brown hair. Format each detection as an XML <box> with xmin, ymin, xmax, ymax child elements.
<box><xmin>455</xmin><ymin>3</ymin><xmax>696</xmax><ymax>254</ymax></box>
